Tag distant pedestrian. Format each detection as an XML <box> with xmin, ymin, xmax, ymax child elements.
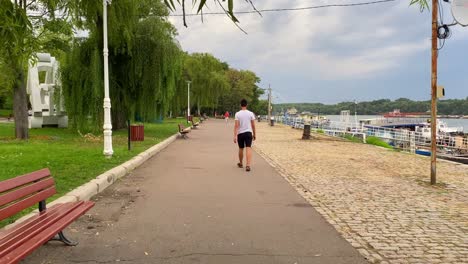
<box><xmin>233</xmin><ymin>99</ymin><xmax>256</xmax><ymax>172</ymax></box>
<box><xmin>224</xmin><ymin>111</ymin><xmax>230</xmax><ymax>123</ymax></box>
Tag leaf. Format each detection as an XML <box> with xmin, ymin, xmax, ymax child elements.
<box><xmin>409</xmin><ymin>0</ymin><xmax>429</xmax><ymax>12</ymax></box>
<box><xmin>227</xmin><ymin>0</ymin><xmax>239</xmax><ymax>22</ymax></box>
<box><xmin>197</xmin><ymin>0</ymin><xmax>207</xmax><ymax>13</ymax></box>
<box><xmin>164</xmin><ymin>0</ymin><xmax>176</xmax><ymax>11</ymax></box>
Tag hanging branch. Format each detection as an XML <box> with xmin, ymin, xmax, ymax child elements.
<box><xmin>245</xmin><ymin>0</ymin><xmax>262</xmax><ymax>17</ymax></box>
<box><xmin>215</xmin><ymin>0</ymin><xmax>247</xmax><ymax>34</ymax></box>
<box><xmin>182</xmin><ymin>0</ymin><xmax>187</xmax><ymax>27</ymax></box>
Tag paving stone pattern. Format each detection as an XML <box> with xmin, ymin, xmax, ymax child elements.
<box><xmin>254</xmin><ymin>123</ymin><xmax>468</xmax><ymax>264</ymax></box>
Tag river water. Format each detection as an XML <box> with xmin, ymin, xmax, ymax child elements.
<box><xmin>325</xmin><ymin>115</ymin><xmax>468</xmax><ymax>133</ymax></box>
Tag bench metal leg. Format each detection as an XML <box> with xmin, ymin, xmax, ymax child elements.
<box><xmin>50</xmin><ymin>231</ymin><xmax>79</xmax><ymax>246</ymax></box>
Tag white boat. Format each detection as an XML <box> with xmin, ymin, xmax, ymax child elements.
<box><xmin>415</xmin><ymin>120</ymin><xmax>464</xmax><ymax>140</ymax></box>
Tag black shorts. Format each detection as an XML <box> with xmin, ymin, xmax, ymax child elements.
<box><xmin>237</xmin><ymin>132</ymin><xmax>253</xmax><ymax>148</ymax></box>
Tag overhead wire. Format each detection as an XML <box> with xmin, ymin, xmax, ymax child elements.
<box><xmin>27</xmin><ymin>0</ymin><xmax>400</xmax><ymax>35</ymax></box>
<box><xmin>168</xmin><ymin>0</ymin><xmax>398</xmax><ymax>17</ymax></box>
<box><xmin>28</xmin><ymin>0</ymin><xmax>399</xmax><ymax>19</ymax></box>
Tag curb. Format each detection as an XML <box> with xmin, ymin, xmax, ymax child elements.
<box><xmin>5</xmin><ymin>133</ymin><xmax>179</xmax><ymax>229</ymax></box>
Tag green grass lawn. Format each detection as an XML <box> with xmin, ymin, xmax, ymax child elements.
<box><xmin>0</xmin><ymin>109</ymin><xmax>12</xmax><ymax>117</ymax></box>
<box><xmin>0</xmin><ymin>119</ymin><xmax>184</xmax><ymax>225</ymax></box>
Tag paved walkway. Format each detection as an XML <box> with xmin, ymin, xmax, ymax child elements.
<box><xmin>25</xmin><ymin>120</ymin><xmax>366</xmax><ymax>264</ymax></box>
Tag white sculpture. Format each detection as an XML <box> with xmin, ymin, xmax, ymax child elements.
<box><xmin>27</xmin><ymin>53</ymin><xmax>68</xmax><ymax>128</ymax></box>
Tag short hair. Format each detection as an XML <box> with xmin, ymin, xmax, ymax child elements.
<box><xmin>240</xmin><ymin>99</ymin><xmax>248</xmax><ymax>107</ymax></box>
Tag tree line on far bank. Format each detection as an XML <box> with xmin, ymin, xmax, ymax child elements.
<box><xmin>274</xmin><ymin>97</ymin><xmax>468</xmax><ymax>116</ymax></box>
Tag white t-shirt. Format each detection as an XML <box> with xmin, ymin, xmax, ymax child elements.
<box><xmin>235</xmin><ymin>110</ymin><xmax>256</xmax><ymax>134</ymax></box>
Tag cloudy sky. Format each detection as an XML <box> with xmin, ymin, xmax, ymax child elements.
<box><xmin>169</xmin><ymin>0</ymin><xmax>467</xmax><ymax>104</ymax></box>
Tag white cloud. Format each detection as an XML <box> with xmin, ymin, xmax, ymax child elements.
<box><xmin>169</xmin><ymin>0</ymin><xmax>466</xmax><ymax>101</ymax></box>
<box><xmin>173</xmin><ymin>0</ymin><xmax>431</xmax><ymax>80</ymax></box>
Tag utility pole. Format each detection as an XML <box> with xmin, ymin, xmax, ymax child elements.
<box><xmin>267</xmin><ymin>84</ymin><xmax>272</xmax><ymax>121</ymax></box>
<box><xmin>103</xmin><ymin>0</ymin><xmax>113</xmax><ymax>157</ymax></box>
<box><xmin>186</xmin><ymin>81</ymin><xmax>191</xmax><ymax>121</ymax></box>
<box><xmin>430</xmin><ymin>0</ymin><xmax>438</xmax><ymax>185</ymax></box>
<box><xmin>354</xmin><ymin>100</ymin><xmax>358</xmax><ymax>127</ymax></box>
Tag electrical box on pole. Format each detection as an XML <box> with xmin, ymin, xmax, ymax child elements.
<box><xmin>437</xmin><ymin>86</ymin><xmax>445</xmax><ymax>98</ymax></box>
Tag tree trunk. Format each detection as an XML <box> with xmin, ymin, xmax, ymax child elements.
<box><xmin>112</xmin><ymin>109</ymin><xmax>127</xmax><ymax>130</ymax></box>
<box><xmin>13</xmin><ymin>67</ymin><xmax>29</xmax><ymax>139</ymax></box>
<box><xmin>197</xmin><ymin>100</ymin><xmax>201</xmax><ymax>116</ymax></box>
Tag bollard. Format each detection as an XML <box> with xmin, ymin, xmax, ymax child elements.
<box><xmin>302</xmin><ymin>124</ymin><xmax>311</xmax><ymax>140</ymax></box>
<box><xmin>270</xmin><ymin>117</ymin><xmax>275</xmax><ymax>126</ymax></box>
<box><xmin>127</xmin><ymin>120</ymin><xmax>131</xmax><ymax>150</ymax></box>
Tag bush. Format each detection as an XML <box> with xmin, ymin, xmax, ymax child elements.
<box><xmin>366</xmin><ymin>136</ymin><xmax>393</xmax><ymax>149</ymax></box>
<box><xmin>344</xmin><ymin>134</ymin><xmax>362</xmax><ymax>143</ymax></box>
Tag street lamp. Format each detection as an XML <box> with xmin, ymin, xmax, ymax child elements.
<box><xmin>103</xmin><ymin>0</ymin><xmax>113</xmax><ymax>157</ymax></box>
<box><xmin>186</xmin><ymin>81</ymin><xmax>191</xmax><ymax>121</ymax></box>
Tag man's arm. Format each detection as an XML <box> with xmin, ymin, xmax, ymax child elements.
<box><xmin>251</xmin><ymin>119</ymin><xmax>256</xmax><ymax>140</ymax></box>
<box><xmin>234</xmin><ymin>120</ymin><xmax>239</xmax><ymax>143</ymax></box>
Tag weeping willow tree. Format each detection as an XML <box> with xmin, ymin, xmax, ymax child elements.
<box><xmin>182</xmin><ymin>53</ymin><xmax>229</xmax><ymax>115</ymax></box>
<box><xmin>62</xmin><ymin>0</ymin><xmax>183</xmax><ymax>131</ymax></box>
<box><xmin>130</xmin><ymin>17</ymin><xmax>183</xmax><ymax>123</ymax></box>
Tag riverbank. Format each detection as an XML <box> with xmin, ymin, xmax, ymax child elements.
<box><xmin>254</xmin><ymin>122</ymin><xmax>467</xmax><ymax>264</ymax></box>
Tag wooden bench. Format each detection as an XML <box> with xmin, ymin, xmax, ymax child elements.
<box><xmin>0</xmin><ymin>168</ymin><xmax>94</xmax><ymax>264</ymax></box>
<box><xmin>189</xmin><ymin>120</ymin><xmax>199</xmax><ymax>129</ymax></box>
<box><xmin>178</xmin><ymin>124</ymin><xmax>191</xmax><ymax>139</ymax></box>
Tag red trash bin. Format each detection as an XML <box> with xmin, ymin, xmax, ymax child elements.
<box><xmin>130</xmin><ymin>125</ymin><xmax>144</xmax><ymax>141</ymax></box>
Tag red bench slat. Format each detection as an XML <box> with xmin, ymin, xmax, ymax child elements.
<box><xmin>0</xmin><ymin>187</ymin><xmax>56</xmax><ymax>220</ymax></box>
<box><xmin>0</xmin><ymin>201</ymin><xmax>94</xmax><ymax>264</ymax></box>
<box><xmin>0</xmin><ymin>169</ymin><xmax>50</xmax><ymax>193</ymax></box>
<box><xmin>0</xmin><ymin>203</ymin><xmax>74</xmax><ymax>250</ymax></box>
<box><xmin>0</xmin><ymin>203</ymin><xmax>62</xmax><ymax>241</ymax></box>
<box><xmin>0</xmin><ymin>169</ymin><xmax>96</xmax><ymax>264</ymax></box>
<box><xmin>0</xmin><ymin>202</ymin><xmax>84</xmax><ymax>258</ymax></box>
<box><xmin>0</xmin><ymin>178</ymin><xmax>55</xmax><ymax>208</ymax></box>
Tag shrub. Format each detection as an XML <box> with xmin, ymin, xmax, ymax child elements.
<box><xmin>366</xmin><ymin>136</ymin><xmax>393</xmax><ymax>149</ymax></box>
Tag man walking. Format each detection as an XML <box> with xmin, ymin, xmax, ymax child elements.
<box><xmin>224</xmin><ymin>111</ymin><xmax>230</xmax><ymax>124</ymax></box>
<box><xmin>233</xmin><ymin>99</ymin><xmax>256</xmax><ymax>172</ymax></box>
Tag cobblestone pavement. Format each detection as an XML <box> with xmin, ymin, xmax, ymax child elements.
<box><xmin>254</xmin><ymin>123</ymin><xmax>468</xmax><ymax>264</ymax></box>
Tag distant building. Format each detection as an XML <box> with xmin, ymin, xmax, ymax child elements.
<box><xmin>287</xmin><ymin>107</ymin><xmax>298</xmax><ymax>115</ymax></box>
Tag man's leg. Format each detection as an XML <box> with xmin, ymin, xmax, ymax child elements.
<box><xmin>237</xmin><ymin>133</ymin><xmax>244</xmax><ymax>166</ymax></box>
<box><xmin>245</xmin><ymin>132</ymin><xmax>253</xmax><ymax>168</ymax></box>
<box><xmin>246</xmin><ymin>147</ymin><xmax>252</xmax><ymax>167</ymax></box>
<box><xmin>238</xmin><ymin>148</ymin><xmax>244</xmax><ymax>165</ymax></box>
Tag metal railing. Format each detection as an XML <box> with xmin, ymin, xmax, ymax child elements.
<box><xmin>274</xmin><ymin>116</ymin><xmax>468</xmax><ymax>154</ymax></box>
